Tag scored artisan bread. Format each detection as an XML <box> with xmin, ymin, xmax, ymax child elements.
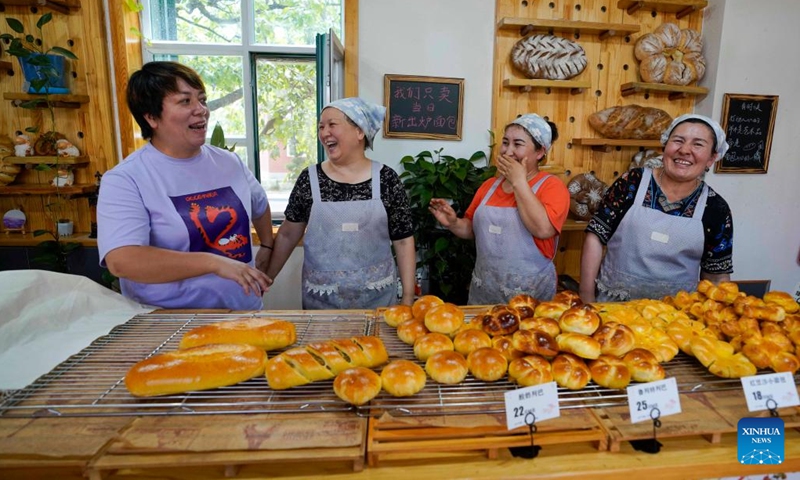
<box><xmin>635</xmin><ymin>23</ymin><xmax>706</xmax><ymax>86</ymax></box>
<box><xmin>567</xmin><ymin>173</ymin><xmax>608</xmax><ymax>222</ymax></box>
<box><xmin>588</xmin><ymin>105</ymin><xmax>673</xmax><ymax>140</ymax></box>
<box><xmin>380</xmin><ymin>360</ymin><xmax>426</xmax><ymax>397</ymax></box>
<box><xmin>179</xmin><ymin>317</ymin><xmax>296</xmax><ymax>351</ymax></box>
<box><xmin>125</xmin><ymin>343</ymin><xmax>267</xmax><ymax>397</ymax></box>
<box><xmin>333</xmin><ymin>367</ymin><xmax>382</xmax><ymax>406</ymax></box>
<box><xmin>511</xmin><ymin>34</ymin><xmax>587</xmax><ymax>80</ymax></box>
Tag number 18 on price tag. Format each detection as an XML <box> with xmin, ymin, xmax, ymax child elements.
<box><xmin>504</xmin><ymin>382</ymin><xmax>560</xmax><ymax>430</ymax></box>
<box><xmin>626</xmin><ymin>377</ymin><xmax>682</xmax><ymax>424</ymax></box>
<box><xmin>741</xmin><ymin>372</ymin><xmax>800</xmax><ymax>412</ymax></box>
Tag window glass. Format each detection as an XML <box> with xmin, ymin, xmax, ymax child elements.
<box><xmin>254</xmin><ymin>1</ymin><xmax>343</xmax><ymax>46</ymax></box>
<box><xmin>146</xmin><ymin>0</ymin><xmax>242</xmax><ymax>44</ymax></box>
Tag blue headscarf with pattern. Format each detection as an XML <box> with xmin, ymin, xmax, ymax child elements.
<box><xmin>324</xmin><ymin>97</ymin><xmax>386</xmax><ymax>150</ymax></box>
<box><xmin>510</xmin><ymin>114</ymin><xmax>553</xmax><ymax>152</ymax></box>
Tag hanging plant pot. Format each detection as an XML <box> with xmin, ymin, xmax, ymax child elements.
<box><xmin>17</xmin><ymin>54</ymin><xmax>70</xmax><ymax>95</ymax></box>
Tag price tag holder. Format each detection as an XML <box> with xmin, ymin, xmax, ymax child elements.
<box><xmin>626</xmin><ymin>377</ymin><xmax>682</xmax><ymax>424</ymax></box>
<box><xmin>741</xmin><ymin>372</ymin><xmax>800</xmax><ymax>412</ymax></box>
<box><xmin>504</xmin><ymin>382</ymin><xmax>560</xmax><ymax>430</ymax></box>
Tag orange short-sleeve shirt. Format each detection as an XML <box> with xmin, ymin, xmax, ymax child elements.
<box><xmin>465</xmin><ymin>172</ymin><xmax>570</xmax><ymax>259</ymax></box>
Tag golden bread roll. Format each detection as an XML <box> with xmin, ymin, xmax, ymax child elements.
<box><xmin>126</xmin><ymin>344</ymin><xmax>266</xmax><ymax>397</ymax></box>
<box><xmin>481</xmin><ymin>305</ymin><xmax>520</xmax><ymax>337</ymax></box>
<box><xmin>534</xmin><ymin>301</ymin><xmax>570</xmax><ymax>320</ymax></box>
<box><xmin>467</xmin><ymin>347</ymin><xmax>508</xmax><ymax>382</ymax></box>
<box><xmin>492</xmin><ymin>335</ymin><xmax>525</xmax><ymax>361</ymax></box>
<box><xmin>666</xmin><ymin>290</ymin><xmax>694</xmax><ymax>310</ymax></box>
<box><xmin>384</xmin><ymin>305</ymin><xmax>414</xmax><ymax>327</ymax></box>
<box><xmin>414</xmin><ymin>332</ymin><xmax>455</xmax><ymax>361</ymax></box>
<box><xmin>178</xmin><ymin>318</ymin><xmax>296</xmax><ymax>351</ymax></box>
<box><xmin>511</xmin><ymin>329</ymin><xmax>558</xmax><ymax>357</ymax></box>
<box><xmin>380</xmin><ymin>360</ymin><xmax>426</xmax><ymax>397</ymax></box>
<box><xmin>425</xmin><ymin>351</ymin><xmax>468</xmax><ymax>384</ymax></box>
<box><xmin>690</xmin><ymin>336</ymin><xmax>757</xmax><ymax>378</ymax></box>
<box><xmin>589</xmin><ymin>355</ymin><xmax>631</xmax><ymax>389</ymax></box>
<box><xmin>665</xmin><ymin>319</ymin><xmax>713</xmax><ymax>355</ymax></box>
<box><xmin>718</xmin><ymin>317</ymin><xmax>759</xmax><ymax>340</ymax></box>
<box><xmin>559</xmin><ymin>304</ymin><xmax>601</xmax><ymax>335</ymax></box>
<box><xmin>453</xmin><ymin>329</ymin><xmax>493</xmax><ymax>356</ymax></box>
<box><xmin>328</xmin><ymin>338</ymin><xmax>369</xmax><ymax>367</ymax></box>
<box><xmin>333</xmin><ymin>367</ymin><xmax>382</xmax><ymax>406</ymax></box>
<box><xmin>351</xmin><ymin>335</ymin><xmax>390</xmax><ymax>367</ymax></box>
<box><xmin>305</xmin><ymin>341</ymin><xmax>356</xmax><ymax>375</ymax></box>
<box><xmin>556</xmin><ymin>332</ymin><xmax>601</xmax><ymax>360</ymax></box>
<box><xmin>424</xmin><ymin>302</ymin><xmax>465</xmax><ymax>335</ymax></box>
<box><xmin>769</xmin><ymin>351</ymin><xmax>800</xmax><ymax>374</ymax></box>
<box><xmin>733</xmin><ymin>295</ymin><xmax>763</xmax><ymax>316</ymax></box>
<box><xmin>622</xmin><ymin>348</ymin><xmax>665</xmax><ymax>383</ymax></box>
<box><xmin>276</xmin><ymin>346</ymin><xmax>335</xmax><ymax>382</ymax></box>
<box><xmin>397</xmin><ymin>318</ymin><xmax>430</xmax><ymax>345</ymax></box>
<box><xmin>508</xmin><ymin>355</ymin><xmax>553</xmax><ymax>387</ymax></box>
<box><xmin>634</xmin><ymin>329</ymin><xmax>679</xmax><ymax>363</ymax></box>
<box><xmin>743</xmin><ymin>304</ymin><xmax>786</xmax><ymax>322</ymax></box>
<box><xmin>551</xmin><ymin>353</ymin><xmax>591</xmax><ymax>390</ymax></box>
<box><xmin>764</xmin><ymin>291</ymin><xmax>800</xmax><ymax>314</ymax></box>
<box><xmin>741</xmin><ymin>340</ymin><xmax>783</xmax><ymax>369</ymax></box>
<box><xmin>519</xmin><ymin>316</ymin><xmax>561</xmax><ymax>338</ymax></box>
<box><xmin>703</xmin><ymin>281</ymin><xmax>741</xmax><ymax>304</ymax></box>
<box><xmin>552</xmin><ymin>290</ymin><xmax>583</xmax><ymax>307</ymax></box>
<box><xmin>412</xmin><ymin>295</ymin><xmax>444</xmax><ymax>319</ymax></box>
<box><xmin>592</xmin><ymin>322</ymin><xmax>636</xmax><ymax>357</ymax></box>
<box><xmin>508</xmin><ymin>294</ymin><xmax>539</xmax><ymax>319</ymax></box>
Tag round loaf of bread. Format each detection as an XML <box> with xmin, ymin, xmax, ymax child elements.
<box><xmin>333</xmin><ymin>367</ymin><xmax>382</xmax><ymax>406</ymax></box>
<box><xmin>551</xmin><ymin>353</ymin><xmax>591</xmax><ymax>390</ymax></box>
<box><xmin>482</xmin><ymin>305</ymin><xmax>520</xmax><ymax>337</ymax></box>
<box><xmin>556</xmin><ymin>332</ymin><xmax>601</xmax><ymax>360</ymax></box>
<box><xmin>519</xmin><ymin>317</ymin><xmax>561</xmax><ymax>338</ymax></box>
<box><xmin>511</xmin><ymin>329</ymin><xmax>559</xmax><ymax>357</ymax></box>
<box><xmin>178</xmin><ymin>317</ymin><xmax>296</xmax><ymax>351</ymax></box>
<box><xmin>467</xmin><ymin>347</ymin><xmax>508</xmax><ymax>382</ymax></box>
<box><xmin>453</xmin><ymin>329</ymin><xmax>493</xmax><ymax>356</ymax></box>
<box><xmin>397</xmin><ymin>318</ymin><xmax>430</xmax><ymax>345</ymax></box>
<box><xmin>412</xmin><ymin>295</ymin><xmax>445</xmax><ymax>320</ymax></box>
<box><xmin>508</xmin><ymin>294</ymin><xmax>539</xmax><ymax>320</ymax></box>
<box><xmin>424</xmin><ymin>303</ymin><xmax>465</xmax><ymax>335</ymax></box>
<box><xmin>534</xmin><ymin>301</ymin><xmax>570</xmax><ymax>320</ymax></box>
<box><xmin>425</xmin><ymin>351</ymin><xmax>468</xmax><ymax>384</ymax></box>
<box><xmin>508</xmin><ymin>355</ymin><xmax>553</xmax><ymax>387</ymax></box>
<box><xmin>764</xmin><ymin>291</ymin><xmax>799</xmax><ymax>314</ymax></box>
<box><xmin>592</xmin><ymin>322</ymin><xmax>636</xmax><ymax>357</ymax></box>
<box><xmin>492</xmin><ymin>335</ymin><xmax>525</xmax><ymax>361</ymax></box>
<box><xmin>567</xmin><ymin>173</ymin><xmax>608</xmax><ymax>222</ymax></box>
<box><xmin>384</xmin><ymin>305</ymin><xmax>414</xmax><ymax>327</ymax></box>
<box><xmin>553</xmin><ymin>290</ymin><xmax>583</xmax><ymax>307</ymax></box>
<box><xmin>622</xmin><ymin>348</ymin><xmax>665</xmax><ymax>383</ymax></box>
<box><xmin>380</xmin><ymin>360</ymin><xmax>426</xmax><ymax>397</ymax></box>
<box><xmin>589</xmin><ymin>355</ymin><xmax>631</xmax><ymax>389</ymax></box>
<box><xmin>414</xmin><ymin>332</ymin><xmax>455</xmax><ymax>361</ymax></box>
<box><xmin>559</xmin><ymin>305</ymin><xmax>601</xmax><ymax>335</ymax></box>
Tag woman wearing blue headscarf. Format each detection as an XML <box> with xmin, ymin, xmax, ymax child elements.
<box><xmin>429</xmin><ymin>114</ymin><xmax>570</xmax><ymax>304</ymax></box>
<box><xmin>266</xmin><ymin>97</ymin><xmax>416</xmax><ymax>309</ymax></box>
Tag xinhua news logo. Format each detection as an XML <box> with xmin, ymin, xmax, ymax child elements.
<box><xmin>738</xmin><ymin>417</ymin><xmax>784</xmax><ymax>465</ymax></box>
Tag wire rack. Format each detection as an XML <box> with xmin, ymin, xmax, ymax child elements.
<box><xmin>0</xmin><ymin>311</ymin><xmax>792</xmax><ymax>418</ymax></box>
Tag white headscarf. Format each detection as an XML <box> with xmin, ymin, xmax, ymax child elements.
<box><xmin>660</xmin><ymin>114</ymin><xmax>730</xmax><ymax>160</ymax></box>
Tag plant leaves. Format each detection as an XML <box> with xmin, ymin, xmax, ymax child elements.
<box><xmin>6</xmin><ymin>18</ymin><xmax>24</xmax><ymax>34</ymax></box>
<box><xmin>50</xmin><ymin>46</ymin><xmax>77</xmax><ymax>60</ymax></box>
<box><xmin>37</xmin><ymin>13</ymin><xmax>53</xmax><ymax>29</ymax></box>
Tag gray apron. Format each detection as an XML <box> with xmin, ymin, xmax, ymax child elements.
<box><xmin>468</xmin><ymin>174</ymin><xmax>558</xmax><ymax>305</ymax></box>
<box><xmin>597</xmin><ymin>167</ymin><xmax>709</xmax><ymax>301</ymax></box>
<box><xmin>302</xmin><ymin>161</ymin><xmax>397</xmax><ymax>309</ymax></box>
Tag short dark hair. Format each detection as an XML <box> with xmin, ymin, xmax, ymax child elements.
<box><xmin>126</xmin><ymin>61</ymin><xmax>206</xmax><ymax>140</ymax></box>
<box><xmin>671</xmin><ymin>118</ymin><xmax>718</xmax><ymax>153</ymax></box>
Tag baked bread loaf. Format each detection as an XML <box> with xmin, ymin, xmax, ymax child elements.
<box><xmin>482</xmin><ymin>305</ymin><xmax>520</xmax><ymax>337</ymax></box>
<box><xmin>380</xmin><ymin>360</ymin><xmax>426</xmax><ymax>397</ymax></box>
<box><xmin>588</xmin><ymin>105</ymin><xmax>673</xmax><ymax>140</ymax></box>
<box><xmin>453</xmin><ymin>329</ymin><xmax>493</xmax><ymax>356</ymax></box>
<box><xmin>556</xmin><ymin>332</ymin><xmax>601</xmax><ymax>360</ymax></box>
<box><xmin>519</xmin><ymin>316</ymin><xmax>561</xmax><ymax>338</ymax></box>
<box><xmin>512</xmin><ymin>329</ymin><xmax>559</xmax><ymax>357</ymax></box>
<box><xmin>629</xmin><ymin>149</ymin><xmax>663</xmax><ymax>171</ymax></box>
<box><xmin>510</xmin><ymin>34</ymin><xmax>587</xmax><ymax>80</ymax></box>
<box><xmin>333</xmin><ymin>367</ymin><xmax>382</xmax><ymax>406</ymax></box>
<box><xmin>384</xmin><ymin>305</ymin><xmax>414</xmax><ymax>327</ymax></box>
<box><xmin>634</xmin><ymin>328</ymin><xmax>679</xmax><ymax>363</ymax></box>
<box><xmin>492</xmin><ymin>335</ymin><xmax>525</xmax><ymax>361</ymax></box>
<box><xmin>551</xmin><ymin>353</ymin><xmax>591</xmax><ymax>390</ymax></box>
<box><xmin>425</xmin><ymin>351</ymin><xmax>468</xmax><ymax>384</ymax></box>
<box><xmin>553</xmin><ymin>290</ymin><xmax>583</xmax><ymax>307</ymax></box>
<box><xmin>589</xmin><ymin>355</ymin><xmax>631</xmax><ymax>389</ymax></box>
<box><xmin>424</xmin><ymin>303</ymin><xmax>465</xmax><ymax>335</ymax></box>
<box><xmin>559</xmin><ymin>305</ymin><xmax>601</xmax><ymax>336</ymax></box>
<box><xmin>622</xmin><ymin>348</ymin><xmax>665</xmax><ymax>383</ymax></box>
<box><xmin>397</xmin><ymin>319</ymin><xmax>430</xmax><ymax>345</ymax></box>
<box><xmin>635</xmin><ymin>23</ymin><xmax>705</xmax><ymax>86</ymax></box>
<box><xmin>764</xmin><ymin>291</ymin><xmax>799</xmax><ymax>314</ymax></box>
<box><xmin>467</xmin><ymin>347</ymin><xmax>508</xmax><ymax>382</ymax></box>
<box><xmin>414</xmin><ymin>332</ymin><xmax>455</xmax><ymax>361</ymax></box>
<box><xmin>412</xmin><ymin>295</ymin><xmax>444</xmax><ymax>319</ymax></box>
<box><xmin>508</xmin><ymin>294</ymin><xmax>539</xmax><ymax>320</ymax></box>
<box><xmin>567</xmin><ymin>173</ymin><xmax>608</xmax><ymax>222</ymax></box>
<box><xmin>125</xmin><ymin>344</ymin><xmax>267</xmax><ymax>397</ymax></box>
<box><xmin>689</xmin><ymin>336</ymin><xmax>757</xmax><ymax>378</ymax></box>
<box><xmin>178</xmin><ymin>318</ymin><xmax>296</xmax><ymax>351</ymax></box>
<box><xmin>534</xmin><ymin>301</ymin><xmax>570</xmax><ymax>320</ymax></box>
<box><xmin>508</xmin><ymin>355</ymin><xmax>553</xmax><ymax>387</ymax></box>
<box><xmin>592</xmin><ymin>322</ymin><xmax>636</xmax><ymax>357</ymax></box>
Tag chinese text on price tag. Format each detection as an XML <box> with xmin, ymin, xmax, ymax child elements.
<box><xmin>504</xmin><ymin>381</ymin><xmax>560</xmax><ymax>430</ymax></box>
<box><xmin>626</xmin><ymin>377</ymin><xmax>682</xmax><ymax>423</ymax></box>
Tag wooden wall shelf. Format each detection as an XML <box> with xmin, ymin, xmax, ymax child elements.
<box><xmin>503</xmin><ymin>78</ymin><xmax>590</xmax><ymax>95</ymax></box>
<box><xmin>0</xmin><ymin>0</ymin><xmax>82</xmax><ymax>15</ymax></box>
<box><xmin>617</xmin><ymin>0</ymin><xmax>708</xmax><ymax>19</ymax></box>
<box><xmin>620</xmin><ymin>82</ymin><xmax>708</xmax><ymax>100</ymax></box>
<box><xmin>498</xmin><ymin>18</ymin><xmax>640</xmax><ymax>39</ymax></box>
<box><xmin>572</xmin><ymin>138</ymin><xmax>663</xmax><ymax>152</ymax></box>
<box><xmin>3</xmin><ymin>155</ymin><xmax>90</xmax><ymax>166</ymax></box>
<box><xmin>0</xmin><ymin>183</ymin><xmax>96</xmax><ymax>196</ymax></box>
<box><xmin>4</xmin><ymin>92</ymin><xmax>90</xmax><ymax>108</ymax></box>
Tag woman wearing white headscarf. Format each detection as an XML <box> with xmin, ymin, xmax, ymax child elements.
<box><xmin>429</xmin><ymin>114</ymin><xmax>570</xmax><ymax>304</ymax></box>
<box><xmin>266</xmin><ymin>97</ymin><xmax>416</xmax><ymax>309</ymax></box>
<box><xmin>579</xmin><ymin>114</ymin><xmax>734</xmax><ymax>303</ymax></box>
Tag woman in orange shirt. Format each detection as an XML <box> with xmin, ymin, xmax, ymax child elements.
<box><xmin>429</xmin><ymin>114</ymin><xmax>570</xmax><ymax>304</ymax></box>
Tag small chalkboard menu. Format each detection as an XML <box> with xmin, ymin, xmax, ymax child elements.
<box><xmin>383</xmin><ymin>74</ymin><xmax>464</xmax><ymax>140</ymax></box>
<box><xmin>716</xmin><ymin>93</ymin><xmax>778</xmax><ymax>174</ymax></box>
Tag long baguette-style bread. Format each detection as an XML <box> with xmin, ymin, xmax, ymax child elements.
<box><xmin>179</xmin><ymin>318</ymin><xmax>296</xmax><ymax>351</ymax></box>
<box><xmin>125</xmin><ymin>343</ymin><xmax>267</xmax><ymax>397</ymax></box>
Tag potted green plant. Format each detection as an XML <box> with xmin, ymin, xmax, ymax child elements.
<box><xmin>399</xmin><ymin>142</ymin><xmax>497</xmax><ymax>304</ymax></box>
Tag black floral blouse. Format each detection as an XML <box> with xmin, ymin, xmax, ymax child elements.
<box><xmin>586</xmin><ymin>168</ymin><xmax>733</xmax><ymax>274</ymax></box>
<box><xmin>284</xmin><ymin>163</ymin><xmax>415</xmax><ymax>241</ymax></box>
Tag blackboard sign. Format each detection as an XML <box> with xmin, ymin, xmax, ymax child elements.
<box><xmin>383</xmin><ymin>74</ymin><xmax>464</xmax><ymax>140</ymax></box>
<box><xmin>716</xmin><ymin>93</ymin><xmax>778</xmax><ymax>174</ymax></box>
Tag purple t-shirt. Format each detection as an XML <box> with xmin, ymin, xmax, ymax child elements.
<box><xmin>98</xmin><ymin>143</ymin><xmax>269</xmax><ymax>309</ymax></box>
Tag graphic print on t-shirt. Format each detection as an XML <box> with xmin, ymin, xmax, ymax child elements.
<box><xmin>170</xmin><ymin>186</ymin><xmax>252</xmax><ymax>262</ymax></box>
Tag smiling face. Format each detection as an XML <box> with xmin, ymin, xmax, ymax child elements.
<box><xmin>501</xmin><ymin>124</ymin><xmax>545</xmax><ymax>172</ymax></box>
<box><xmin>146</xmin><ymin>78</ymin><xmax>209</xmax><ymax>159</ymax></box>
<box><xmin>662</xmin><ymin>121</ymin><xmax>718</xmax><ymax>183</ymax></box>
<box><xmin>318</xmin><ymin>107</ymin><xmax>365</xmax><ymax>163</ymax></box>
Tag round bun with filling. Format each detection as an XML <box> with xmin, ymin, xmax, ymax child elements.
<box><xmin>412</xmin><ymin>295</ymin><xmax>445</xmax><ymax>319</ymax></box>
<box><xmin>592</xmin><ymin>322</ymin><xmax>636</xmax><ymax>357</ymax></box>
<box><xmin>413</xmin><ymin>332</ymin><xmax>454</xmax><ymax>361</ymax></box>
<box><xmin>551</xmin><ymin>353</ymin><xmax>591</xmax><ymax>390</ymax></box>
<box><xmin>511</xmin><ymin>329</ymin><xmax>559</xmax><ymax>357</ymax></box>
<box><xmin>508</xmin><ymin>294</ymin><xmax>539</xmax><ymax>319</ymax></box>
<box><xmin>425</xmin><ymin>351</ymin><xmax>468</xmax><ymax>384</ymax></box>
<box><xmin>508</xmin><ymin>355</ymin><xmax>553</xmax><ymax>387</ymax></box>
<box><xmin>559</xmin><ymin>304</ymin><xmax>601</xmax><ymax>335</ymax></box>
<box><xmin>453</xmin><ymin>329</ymin><xmax>493</xmax><ymax>356</ymax></box>
<box><xmin>424</xmin><ymin>303</ymin><xmax>465</xmax><ymax>335</ymax></box>
<box><xmin>467</xmin><ymin>347</ymin><xmax>508</xmax><ymax>382</ymax></box>
<box><xmin>380</xmin><ymin>360</ymin><xmax>426</xmax><ymax>397</ymax></box>
<box><xmin>482</xmin><ymin>305</ymin><xmax>520</xmax><ymax>337</ymax></box>
<box><xmin>396</xmin><ymin>319</ymin><xmax>430</xmax><ymax>345</ymax></box>
<box><xmin>384</xmin><ymin>305</ymin><xmax>414</xmax><ymax>327</ymax></box>
<box><xmin>333</xmin><ymin>367</ymin><xmax>382</xmax><ymax>406</ymax></box>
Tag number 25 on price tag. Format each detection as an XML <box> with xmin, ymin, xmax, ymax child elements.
<box><xmin>741</xmin><ymin>372</ymin><xmax>800</xmax><ymax>412</ymax></box>
<box><xmin>626</xmin><ymin>377</ymin><xmax>682</xmax><ymax>424</ymax></box>
<box><xmin>504</xmin><ymin>382</ymin><xmax>560</xmax><ymax>430</ymax></box>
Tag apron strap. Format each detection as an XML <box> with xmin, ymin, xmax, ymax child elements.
<box><xmin>370</xmin><ymin>161</ymin><xmax>381</xmax><ymax>199</ymax></box>
<box><xmin>308</xmin><ymin>164</ymin><xmax>322</xmax><ymax>203</ymax></box>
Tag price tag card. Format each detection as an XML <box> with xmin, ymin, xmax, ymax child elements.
<box><xmin>741</xmin><ymin>372</ymin><xmax>800</xmax><ymax>412</ymax></box>
<box><xmin>626</xmin><ymin>377</ymin><xmax>682</xmax><ymax>424</ymax></box>
<box><xmin>504</xmin><ymin>382</ymin><xmax>560</xmax><ymax>430</ymax></box>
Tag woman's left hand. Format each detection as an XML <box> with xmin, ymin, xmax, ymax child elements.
<box><xmin>496</xmin><ymin>154</ymin><xmax>527</xmax><ymax>188</ymax></box>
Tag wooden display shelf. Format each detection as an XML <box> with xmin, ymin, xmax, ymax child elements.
<box><xmin>498</xmin><ymin>17</ymin><xmax>640</xmax><ymax>39</ymax></box>
<box><xmin>2</xmin><ymin>155</ymin><xmax>89</xmax><ymax>166</ymax></box>
<box><xmin>618</xmin><ymin>0</ymin><xmax>707</xmax><ymax>19</ymax></box>
<box><xmin>572</xmin><ymin>137</ymin><xmax>663</xmax><ymax>152</ymax></box>
<box><xmin>563</xmin><ymin>218</ymin><xmax>589</xmax><ymax>231</ymax></box>
<box><xmin>4</xmin><ymin>92</ymin><xmax>90</xmax><ymax>109</ymax></box>
<box><xmin>503</xmin><ymin>78</ymin><xmax>590</xmax><ymax>95</ymax></box>
<box><xmin>620</xmin><ymin>82</ymin><xmax>708</xmax><ymax>100</ymax></box>
<box><xmin>0</xmin><ymin>183</ymin><xmax>96</xmax><ymax>196</ymax></box>
<box><xmin>0</xmin><ymin>231</ymin><xmax>96</xmax><ymax>246</ymax></box>
<box><xmin>0</xmin><ymin>0</ymin><xmax>81</xmax><ymax>14</ymax></box>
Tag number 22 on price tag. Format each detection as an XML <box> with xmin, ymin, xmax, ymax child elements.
<box><xmin>504</xmin><ymin>382</ymin><xmax>560</xmax><ymax>430</ymax></box>
<box><xmin>626</xmin><ymin>377</ymin><xmax>682</xmax><ymax>424</ymax></box>
<box><xmin>741</xmin><ymin>372</ymin><xmax>800</xmax><ymax>412</ymax></box>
